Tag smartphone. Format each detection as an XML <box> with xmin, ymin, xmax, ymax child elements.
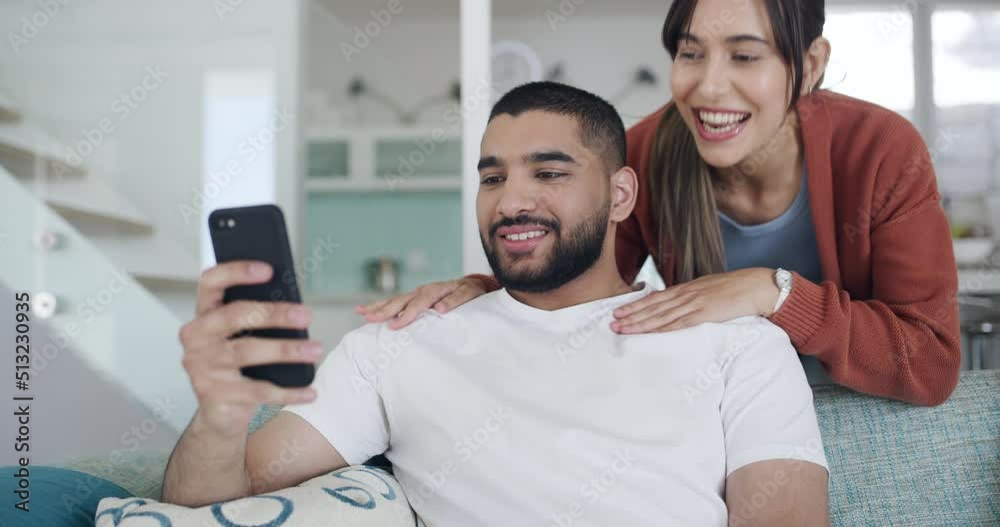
<box><xmin>208</xmin><ymin>204</ymin><xmax>315</xmax><ymax>387</ymax></box>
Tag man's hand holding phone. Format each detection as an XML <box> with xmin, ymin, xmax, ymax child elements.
<box><xmin>178</xmin><ymin>260</ymin><xmax>321</xmax><ymax>436</ymax></box>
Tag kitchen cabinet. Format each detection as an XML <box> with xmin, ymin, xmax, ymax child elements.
<box><xmin>301</xmin><ymin>128</ymin><xmax>463</xmax><ymax>303</ymax></box>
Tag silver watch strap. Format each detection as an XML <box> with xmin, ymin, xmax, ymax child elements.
<box><xmin>772</xmin><ymin>269</ymin><xmax>792</xmax><ymax>314</ymax></box>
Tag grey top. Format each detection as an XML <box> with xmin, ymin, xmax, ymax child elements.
<box><xmin>719</xmin><ymin>170</ymin><xmax>831</xmax><ymax>385</ymax></box>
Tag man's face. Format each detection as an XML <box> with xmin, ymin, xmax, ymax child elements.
<box><xmin>476</xmin><ymin>110</ymin><xmax>612</xmax><ymax>293</ymax></box>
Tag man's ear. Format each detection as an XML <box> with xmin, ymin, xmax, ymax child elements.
<box><xmin>609</xmin><ymin>166</ymin><xmax>638</xmax><ymax>223</ymax></box>
<box><xmin>802</xmin><ymin>36</ymin><xmax>831</xmax><ymax>95</ymax></box>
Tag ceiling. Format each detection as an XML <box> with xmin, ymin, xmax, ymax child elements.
<box><xmin>314</xmin><ymin>0</ymin><xmax>671</xmax><ymax>21</ymax></box>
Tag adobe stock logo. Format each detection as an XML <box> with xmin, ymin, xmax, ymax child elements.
<box><xmin>406</xmin><ymin>405</ymin><xmax>513</xmax><ymax>509</ymax></box>
<box><xmin>53</xmin><ymin>66</ymin><xmax>170</xmax><ymax>181</ymax></box>
<box><xmin>340</xmin><ymin>0</ymin><xmax>409</xmax><ymax>63</ymax></box>
<box><xmin>547</xmin><ymin>449</ymin><xmax>637</xmax><ymax>527</ymax></box>
<box><xmin>7</xmin><ymin>0</ymin><xmax>73</xmax><ymax>54</ymax></box>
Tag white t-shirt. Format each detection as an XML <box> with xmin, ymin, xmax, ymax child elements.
<box><xmin>283</xmin><ymin>283</ymin><xmax>828</xmax><ymax>526</ymax></box>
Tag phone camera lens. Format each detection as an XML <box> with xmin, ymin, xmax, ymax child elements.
<box><xmin>227</xmin><ymin>218</ymin><xmax>236</xmax><ymax>228</ymax></box>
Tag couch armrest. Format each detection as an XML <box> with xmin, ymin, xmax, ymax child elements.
<box><xmin>51</xmin><ymin>449</ymin><xmax>171</xmax><ymax>500</ymax></box>
<box><xmin>814</xmin><ymin>369</ymin><xmax>1000</xmax><ymax>525</ymax></box>
<box><xmin>44</xmin><ymin>403</ymin><xmax>288</xmax><ymax>501</ymax></box>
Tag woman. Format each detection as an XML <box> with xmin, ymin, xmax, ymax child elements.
<box><xmin>359</xmin><ymin>0</ymin><xmax>961</xmax><ymax>406</ymax></box>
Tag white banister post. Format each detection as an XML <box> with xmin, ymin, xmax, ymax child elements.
<box><xmin>460</xmin><ymin>0</ymin><xmax>491</xmax><ymax>275</ymax></box>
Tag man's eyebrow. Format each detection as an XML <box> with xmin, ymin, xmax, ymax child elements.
<box><xmin>477</xmin><ymin>156</ymin><xmax>501</xmax><ymax>171</ymax></box>
<box><xmin>678</xmin><ymin>32</ymin><xmax>769</xmax><ymax>45</ymax></box>
<box><xmin>524</xmin><ymin>150</ymin><xmax>579</xmax><ymax>165</ymax></box>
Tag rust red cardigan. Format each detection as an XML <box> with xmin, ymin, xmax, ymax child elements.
<box><xmin>472</xmin><ymin>90</ymin><xmax>961</xmax><ymax>406</ymax></box>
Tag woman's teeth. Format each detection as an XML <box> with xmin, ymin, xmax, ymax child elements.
<box><xmin>503</xmin><ymin>230</ymin><xmax>547</xmax><ymax>241</ymax></box>
<box><xmin>699</xmin><ymin>111</ymin><xmax>749</xmax><ymax>133</ymax></box>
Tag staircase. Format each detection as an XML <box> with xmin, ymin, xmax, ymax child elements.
<box><xmin>0</xmin><ymin>92</ymin><xmax>198</xmax><ymax>433</ymax></box>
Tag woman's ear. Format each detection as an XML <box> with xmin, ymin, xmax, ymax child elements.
<box><xmin>802</xmin><ymin>36</ymin><xmax>831</xmax><ymax>95</ymax></box>
<box><xmin>609</xmin><ymin>166</ymin><xmax>639</xmax><ymax>223</ymax></box>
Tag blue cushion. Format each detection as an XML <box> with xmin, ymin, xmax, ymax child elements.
<box><xmin>0</xmin><ymin>466</ymin><xmax>133</xmax><ymax>527</ymax></box>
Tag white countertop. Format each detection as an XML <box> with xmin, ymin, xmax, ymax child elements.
<box><xmin>958</xmin><ymin>267</ymin><xmax>1000</xmax><ymax>295</ymax></box>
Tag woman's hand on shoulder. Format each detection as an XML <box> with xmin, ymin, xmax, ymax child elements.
<box><xmin>356</xmin><ymin>277</ymin><xmax>489</xmax><ymax>330</ymax></box>
<box><xmin>611</xmin><ymin>268</ymin><xmax>780</xmax><ymax>333</ymax></box>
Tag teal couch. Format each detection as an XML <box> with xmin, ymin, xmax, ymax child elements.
<box><xmin>10</xmin><ymin>370</ymin><xmax>1000</xmax><ymax>526</ymax></box>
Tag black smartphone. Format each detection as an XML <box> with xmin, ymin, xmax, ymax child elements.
<box><xmin>208</xmin><ymin>204</ymin><xmax>315</xmax><ymax>387</ymax></box>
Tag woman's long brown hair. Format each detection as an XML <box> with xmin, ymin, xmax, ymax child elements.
<box><xmin>651</xmin><ymin>0</ymin><xmax>826</xmax><ymax>283</ymax></box>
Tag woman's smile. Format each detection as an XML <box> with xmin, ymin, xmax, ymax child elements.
<box><xmin>692</xmin><ymin>107</ymin><xmax>752</xmax><ymax>141</ymax></box>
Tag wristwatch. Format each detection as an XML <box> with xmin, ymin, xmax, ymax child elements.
<box><xmin>772</xmin><ymin>268</ymin><xmax>793</xmax><ymax>315</ymax></box>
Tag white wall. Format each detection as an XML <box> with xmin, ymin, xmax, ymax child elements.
<box><xmin>307</xmin><ymin>13</ymin><xmax>669</xmax><ymax>128</ymax></box>
<box><xmin>497</xmin><ymin>15</ymin><xmax>671</xmax><ymax>126</ymax></box>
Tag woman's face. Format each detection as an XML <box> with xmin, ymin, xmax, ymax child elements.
<box><xmin>670</xmin><ymin>0</ymin><xmax>792</xmax><ymax>170</ymax></box>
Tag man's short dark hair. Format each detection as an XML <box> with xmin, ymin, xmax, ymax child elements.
<box><xmin>489</xmin><ymin>81</ymin><xmax>626</xmax><ymax>172</ymax></box>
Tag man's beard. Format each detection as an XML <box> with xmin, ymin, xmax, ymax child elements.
<box><xmin>481</xmin><ymin>203</ymin><xmax>610</xmax><ymax>294</ymax></box>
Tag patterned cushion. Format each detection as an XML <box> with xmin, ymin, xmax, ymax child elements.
<box><xmin>95</xmin><ymin>466</ymin><xmax>416</xmax><ymax>527</ymax></box>
<box><xmin>813</xmin><ymin>369</ymin><xmax>999</xmax><ymax>526</ymax></box>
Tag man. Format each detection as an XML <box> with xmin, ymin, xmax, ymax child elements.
<box><xmin>163</xmin><ymin>82</ymin><xmax>829</xmax><ymax>526</ymax></box>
